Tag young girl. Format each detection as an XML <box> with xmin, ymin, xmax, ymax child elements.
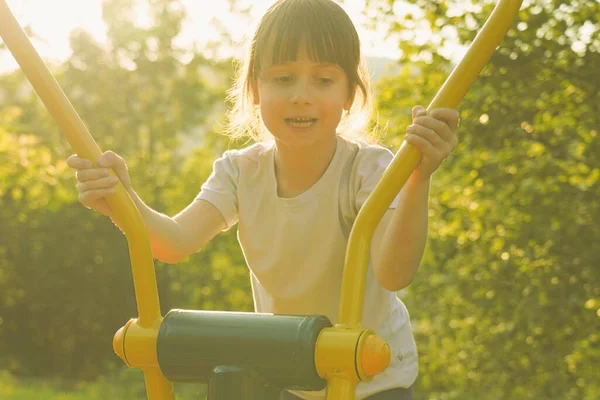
<box><xmin>68</xmin><ymin>0</ymin><xmax>459</xmax><ymax>398</ymax></box>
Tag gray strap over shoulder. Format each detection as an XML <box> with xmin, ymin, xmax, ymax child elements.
<box><xmin>338</xmin><ymin>145</ymin><xmax>360</xmax><ymax>240</ymax></box>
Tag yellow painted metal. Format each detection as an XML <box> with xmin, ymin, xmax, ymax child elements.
<box><xmin>314</xmin><ymin>327</ymin><xmax>390</xmax><ymax>396</ymax></box>
<box><xmin>113</xmin><ymin>318</ymin><xmax>162</xmax><ymax>368</ymax></box>
<box><xmin>112</xmin><ymin>319</ymin><xmax>175</xmax><ymax>400</ymax></box>
<box><xmin>142</xmin><ymin>368</ymin><xmax>176</xmax><ymax>400</ymax></box>
<box><xmin>358</xmin><ymin>333</ymin><xmax>390</xmax><ymax>378</ymax></box>
<box><xmin>325</xmin><ymin>378</ymin><xmax>356</xmax><ymax>399</ymax></box>
<box><xmin>315</xmin><ymin>327</ymin><xmax>365</xmax><ymax>382</ymax></box>
<box><xmin>0</xmin><ymin>1</ymin><xmax>174</xmax><ymax>399</ymax></box>
<box><xmin>326</xmin><ymin>1</ymin><xmax>522</xmax><ymax>399</ymax></box>
<box><xmin>0</xmin><ymin>0</ymin><xmax>161</xmax><ymax>329</ymax></box>
<box><xmin>113</xmin><ymin>319</ymin><xmax>134</xmax><ymax>367</ymax></box>
<box><xmin>338</xmin><ymin>0</ymin><xmax>524</xmax><ymax>326</ymax></box>
<box><xmin>0</xmin><ymin>0</ymin><xmax>523</xmax><ymax>398</ymax></box>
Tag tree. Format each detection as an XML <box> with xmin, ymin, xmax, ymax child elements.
<box><xmin>368</xmin><ymin>0</ymin><xmax>600</xmax><ymax>398</ymax></box>
<box><xmin>0</xmin><ymin>0</ymin><xmax>250</xmax><ymax>379</ymax></box>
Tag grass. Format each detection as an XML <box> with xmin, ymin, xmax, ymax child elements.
<box><xmin>0</xmin><ymin>369</ymin><xmax>207</xmax><ymax>400</ymax></box>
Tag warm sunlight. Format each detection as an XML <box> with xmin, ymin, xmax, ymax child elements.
<box><xmin>1</xmin><ymin>0</ymin><xmax>595</xmax><ymax>398</ymax></box>
<box><xmin>1</xmin><ymin>0</ymin><xmax>402</xmax><ymax>72</ymax></box>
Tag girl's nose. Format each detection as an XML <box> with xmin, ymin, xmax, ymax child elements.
<box><xmin>290</xmin><ymin>81</ymin><xmax>313</xmax><ymax>105</ymax></box>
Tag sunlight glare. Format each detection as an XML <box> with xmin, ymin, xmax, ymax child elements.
<box><xmin>1</xmin><ymin>0</ymin><xmax>403</xmax><ymax>73</ymax></box>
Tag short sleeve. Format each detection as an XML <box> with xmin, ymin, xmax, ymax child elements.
<box><xmin>354</xmin><ymin>146</ymin><xmax>401</xmax><ymax>210</ymax></box>
<box><xmin>195</xmin><ymin>151</ymin><xmax>239</xmax><ymax>229</ymax></box>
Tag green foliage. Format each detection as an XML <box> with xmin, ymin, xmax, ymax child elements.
<box><xmin>370</xmin><ymin>0</ymin><xmax>600</xmax><ymax>398</ymax></box>
<box><xmin>1</xmin><ymin>0</ymin><xmax>598</xmax><ymax>399</ymax></box>
<box><xmin>0</xmin><ymin>0</ymin><xmax>249</xmax><ymax>380</ymax></box>
<box><xmin>0</xmin><ymin>117</ymin><xmax>138</xmax><ymax>378</ymax></box>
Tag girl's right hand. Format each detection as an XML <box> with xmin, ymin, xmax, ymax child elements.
<box><xmin>67</xmin><ymin>151</ymin><xmax>132</xmax><ymax>217</ymax></box>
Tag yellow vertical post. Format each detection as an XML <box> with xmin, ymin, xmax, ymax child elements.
<box><xmin>338</xmin><ymin>0</ymin><xmax>524</xmax><ymax>327</ymax></box>
<box><xmin>318</xmin><ymin>1</ymin><xmax>524</xmax><ymax>399</ymax></box>
<box><xmin>0</xmin><ymin>2</ymin><xmax>173</xmax><ymax>399</ymax></box>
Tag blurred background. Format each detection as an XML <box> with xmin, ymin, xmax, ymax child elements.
<box><xmin>0</xmin><ymin>0</ymin><xmax>598</xmax><ymax>399</ymax></box>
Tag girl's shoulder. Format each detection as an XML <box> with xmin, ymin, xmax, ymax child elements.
<box><xmin>336</xmin><ymin>136</ymin><xmax>398</xmax><ymax>228</ymax></box>
<box><xmin>338</xmin><ymin>135</ymin><xmax>395</xmax><ymax>172</ymax></box>
<box><xmin>221</xmin><ymin>141</ymin><xmax>274</xmax><ymax>162</ymax></box>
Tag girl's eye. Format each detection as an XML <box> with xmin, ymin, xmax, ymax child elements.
<box><xmin>318</xmin><ymin>77</ymin><xmax>334</xmax><ymax>86</ymax></box>
<box><xmin>275</xmin><ymin>75</ymin><xmax>293</xmax><ymax>84</ymax></box>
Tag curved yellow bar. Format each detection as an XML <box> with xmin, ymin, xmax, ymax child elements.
<box><xmin>326</xmin><ymin>378</ymin><xmax>357</xmax><ymax>400</ymax></box>
<box><xmin>0</xmin><ymin>2</ymin><xmax>173</xmax><ymax>399</ymax></box>
<box><xmin>327</xmin><ymin>1</ymin><xmax>523</xmax><ymax>398</ymax></box>
<box><xmin>0</xmin><ymin>0</ymin><xmax>523</xmax><ymax>398</ymax></box>
<box><xmin>338</xmin><ymin>0</ymin><xmax>523</xmax><ymax>326</ymax></box>
<box><xmin>0</xmin><ymin>0</ymin><xmax>160</xmax><ymax>328</ymax></box>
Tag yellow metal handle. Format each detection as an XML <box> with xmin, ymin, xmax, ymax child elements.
<box><xmin>0</xmin><ymin>2</ymin><xmax>173</xmax><ymax>399</ymax></box>
<box><xmin>324</xmin><ymin>1</ymin><xmax>523</xmax><ymax>399</ymax></box>
<box><xmin>337</xmin><ymin>0</ymin><xmax>524</xmax><ymax>326</ymax></box>
<box><xmin>0</xmin><ymin>0</ymin><xmax>160</xmax><ymax>328</ymax></box>
<box><xmin>327</xmin><ymin>378</ymin><xmax>357</xmax><ymax>399</ymax></box>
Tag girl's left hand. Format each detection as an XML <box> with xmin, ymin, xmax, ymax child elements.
<box><xmin>405</xmin><ymin>105</ymin><xmax>459</xmax><ymax>180</ymax></box>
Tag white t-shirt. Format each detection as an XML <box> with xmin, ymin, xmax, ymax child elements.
<box><xmin>196</xmin><ymin>135</ymin><xmax>418</xmax><ymax>399</ymax></box>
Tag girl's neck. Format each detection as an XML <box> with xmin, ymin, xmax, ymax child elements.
<box><xmin>273</xmin><ymin>135</ymin><xmax>338</xmax><ymax>198</ymax></box>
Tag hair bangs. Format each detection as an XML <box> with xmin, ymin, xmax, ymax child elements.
<box><xmin>253</xmin><ymin>0</ymin><xmax>359</xmax><ymax>76</ymax></box>
<box><xmin>229</xmin><ymin>0</ymin><xmax>374</xmax><ymax>142</ymax></box>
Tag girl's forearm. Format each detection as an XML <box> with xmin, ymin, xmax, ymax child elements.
<box><xmin>110</xmin><ymin>191</ymin><xmax>192</xmax><ymax>264</ymax></box>
<box><xmin>378</xmin><ymin>172</ymin><xmax>430</xmax><ymax>290</ymax></box>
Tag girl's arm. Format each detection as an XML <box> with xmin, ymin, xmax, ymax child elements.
<box><xmin>371</xmin><ymin>173</ymin><xmax>430</xmax><ymax>291</ymax></box>
<box><xmin>371</xmin><ymin>105</ymin><xmax>458</xmax><ymax>291</ymax></box>
<box><xmin>121</xmin><ymin>192</ymin><xmax>226</xmax><ymax>264</ymax></box>
<box><xmin>69</xmin><ymin>151</ymin><xmax>226</xmax><ymax>265</ymax></box>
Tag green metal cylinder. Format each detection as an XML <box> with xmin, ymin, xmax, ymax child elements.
<box><xmin>157</xmin><ymin>309</ymin><xmax>331</xmax><ymax>390</ymax></box>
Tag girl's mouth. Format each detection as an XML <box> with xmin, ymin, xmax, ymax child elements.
<box><xmin>285</xmin><ymin>117</ymin><xmax>318</xmax><ymax>129</ymax></box>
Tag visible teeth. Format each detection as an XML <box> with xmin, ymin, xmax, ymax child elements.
<box><xmin>288</xmin><ymin>120</ymin><xmax>314</xmax><ymax>128</ymax></box>
<box><xmin>288</xmin><ymin>117</ymin><xmax>314</xmax><ymax>122</ymax></box>
<box><xmin>286</xmin><ymin>117</ymin><xmax>316</xmax><ymax>129</ymax></box>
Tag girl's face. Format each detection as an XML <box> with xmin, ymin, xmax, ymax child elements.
<box><xmin>255</xmin><ymin>53</ymin><xmax>353</xmax><ymax>150</ymax></box>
